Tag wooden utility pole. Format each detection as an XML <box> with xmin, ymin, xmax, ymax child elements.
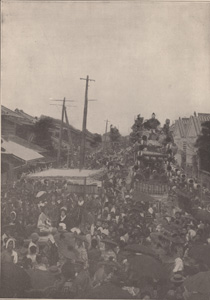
<box><xmin>104</xmin><ymin>119</ymin><xmax>109</xmax><ymax>149</ymax></box>
<box><xmin>64</xmin><ymin>106</ymin><xmax>74</xmax><ymax>168</ymax></box>
<box><xmin>57</xmin><ymin>97</ymin><xmax>65</xmax><ymax>165</ymax></box>
<box><xmin>79</xmin><ymin>75</ymin><xmax>95</xmax><ymax>170</ymax></box>
<box><xmin>51</xmin><ymin>98</ymin><xmax>75</xmax><ymax>167</ymax></box>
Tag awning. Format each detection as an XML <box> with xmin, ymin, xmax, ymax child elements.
<box><xmin>28</xmin><ymin>168</ymin><xmax>105</xmax><ymax>179</ymax></box>
<box><xmin>1</xmin><ymin>139</ymin><xmax>43</xmax><ymax>162</ymax></box>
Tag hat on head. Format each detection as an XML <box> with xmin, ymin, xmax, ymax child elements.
<box><xmin>170</xmin><ymin>274</ymin><xmax>185</xmax><ymax>283</ymax></box>
<box><xmin>31</xmin><ymin>232</ymin><xmax>39</xmax><ymax>242</ymax></box>
<box><xmin>74</xmin><ymin>259</ymin><xmax>85</xmax><ymax>266</ymax></box>
<box><xmin>60</xmin><ymin>206</ymin><xmax>67</xmax><ymax>212</ymax></box>
<box><xmin>49</xmin><ymin>265</ymin><xmax>61</xmax><ymax>276</ymax></box>
<box><xmin>58</xmin><ymin>223</ymin><xmax>67</xmax><ymax>233</ymax></box>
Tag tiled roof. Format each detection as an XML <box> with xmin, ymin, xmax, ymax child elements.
<box><xmin>192</xmin><ymin>113</ymin><xmax>210</xmax><ymax>135</ymax></box>
<box><xmin>1</xmin><ymin>106</ymin><xmax>24</xmax><ymax>118</ymax></box>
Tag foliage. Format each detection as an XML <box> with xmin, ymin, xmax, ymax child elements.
<box><xmin>90</xmin><ymin>133</ymin><xmax>102</xmax><ymax>147</ymax></box>
<box><xmin>33</xmin><ymin>117</ymin><xmax>55</xmax><ymax>150</ymax></box>
<box><xmin>110</xmin><ymin>125</ymin><xmax>121</xmax><ymax>142</ymax></box>
<box><xmin>195</xmin><ymin>121</ymin><xmax>210</xmax><ymax>172</ymax></box>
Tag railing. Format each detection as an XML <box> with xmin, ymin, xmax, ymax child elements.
<box><xmin>135</xmin><ymin>181</ymin><xmax>168</xmax><ymax>195</ymax></box>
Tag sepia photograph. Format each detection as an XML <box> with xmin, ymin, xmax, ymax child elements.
<box><xmin>1</xmin><ymin>0</ymin><xmax>210</xmax><ymax>299</ymax></box>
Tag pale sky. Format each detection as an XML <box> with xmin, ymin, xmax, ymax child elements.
<box><xmin>2</xmin><ymin>1</ymin><xmax>210</xmax><ymax>135</ymax></box>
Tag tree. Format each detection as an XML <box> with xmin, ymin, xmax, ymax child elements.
<box><xmin>33</xmin><ymin>117</ymin><xmax>55</xmax><ymax>150</ymax></box>
<box><xmin>110</xmin><ymin>125</ymin><xmax>121</xmax><ymax>143</ymax></box>
<box><xmin>90</xmin><ymin>133</ymin><xmax>102</xmax><ymax>147</ymax></box>
<box><xmin>195</xmin><ymin>121</ymin><xmax>210</xmax><ymax>173</ymax></box>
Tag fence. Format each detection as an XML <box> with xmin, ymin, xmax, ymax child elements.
<box><xmin>67</xmin><ymin>184</ymin><xmax>99</xmax><ymax>194</ymax></box>
<box><xmin>135</xmin><ymin>181</ymin><xmax>168</xmax><ymax>195</ymax></box>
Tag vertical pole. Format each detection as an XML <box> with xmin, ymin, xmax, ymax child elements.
<box><xmin>104</xmin><ymin>120</ymin><xmax>109</xmax><ymax>150</ymax></box>
<box><xmin>80</xmin><ymin>76</ymin><xmax>89</xmax><ymax>170</ymax></box>
<box><xmin>57</xmin><ymin>97</ymin><xmax>65</xmax><ymax>166</ymax></box>
<box><xmin>64</xmin><ymin>106</ymin><xmax>73</xmax><ymax>168</ymax></box>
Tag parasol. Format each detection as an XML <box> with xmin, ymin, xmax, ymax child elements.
<box><xmin>124</xmin><ymin>244</ymin><xmax>157</xmax><ymax>258</ymax></box>
<box><xmin>54</xmin><ymin>232</ymin><xmax>77</xmax><ymax>260</ymax></box>
<box><xmin>1</xmin><ymin>262</ymin><xmax>31</xmax><ymax>297</ymax></box>
<box><xmin>127</xmin><ymin>254</ymin><xmax>167</xmax><ymax>280</ymax></box>
<box><xmin>188</xmin><ymin>244</ymin><xmax>210</xmax><ymax>267</ymax></box>
<box><xmin>36</xmin><ymin>191</ymin><xmax>47</xmax><ymax>198</ymax></box>
<box><xmin>26</xmin><ymin>268</ymin><xmax>57</xmax><ymax>290</ymax></box>
<box><xmin>184</xmin><ymin>271</ymin><xmax>210</xmax><ymax>294</ymax></box>
<box><xmin>84</xmin><ymin>283</ymin><xmax>132</xmax><ymax>299</ymax></box>
<box><xmin>101</xmin><ymin>239</ymin><xmax>118</xmax><ymax>247</ymax></box>
<box><xmin>192</xmin><ymin>209</ymin><xmax>210</xmax><ymax>223</ymax></box>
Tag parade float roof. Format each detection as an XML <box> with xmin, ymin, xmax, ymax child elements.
<box><xmin>28</xmin><ymin>168</ymin><xmax>105</xmax><ymax>180</ymax></box>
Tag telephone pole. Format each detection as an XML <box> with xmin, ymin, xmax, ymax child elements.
<box><xmin>51</xmin><ymin>98</ymin><xmax>75</xmax><ymax>166</ymax></box>
<box><xmin>104</xmin><ymin>119</ymin><xmax>109</xmax><ymax>150</ymax></box>
<box><xmin>79</xmin><ymin>75</ymin><xmax>96</xmax><ymax>170</ymax></box>
<box><xmin>57</xmin><ymin>97</ymin><xmax>65</xmax><ymax>165</ymax></box>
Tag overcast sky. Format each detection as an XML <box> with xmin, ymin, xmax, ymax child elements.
<box><xmin>2</xmin><ymin>1</ymin><xmax>210</xmax><ymax>135</ymax></box>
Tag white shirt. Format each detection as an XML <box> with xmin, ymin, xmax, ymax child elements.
<box><xmin>173</xmin><ymin>257</ymin><xmax>184</xmax><ymax>273</ymax></box>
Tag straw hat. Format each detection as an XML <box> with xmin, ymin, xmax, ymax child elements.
<box><xmin>170</xmin><ymin>274</ymin><xmax>185</xmax><ymax>283</ymax></box>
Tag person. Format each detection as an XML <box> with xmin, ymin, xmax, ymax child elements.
<box><xmin>37</xmin><ymin>205</ymin><xmax>53</xmax><ymax>233</ymax></box>
<box><xmin>27</xmin><ymin>245</ymin><xmax>37</xmax><ymax>265</ymax></box>
<box><xmin>1</xmin><ymin>238</ymin><xmax>18</xmax><ymax>264</ymax></box>
<box><xmin>58</xmin><ymin>207</ymin><xmax>69</xmax><ymax>230</ymax></box>
<box><xmin>73</xmin><ymin>259</ymin><xmax>92</xmax><ymax>297</ymax></box>
<box><xmin>88</xmin><ymin>238</ymin><xmax>102</xmax><ymax>277</ymax></box>
<box><xmin>140</xmin><ymin>291</ymin><xmax>152</xmax><ymax>299</ymax></box>
<box><xmin>28</xmin><ymin>232</ymin><xmax>40</xmax><ymax>255</ymax></box>
<box><xmin>75</xmin><ymin>235</ymin><xmax>89</xmax><ymax>269</ymax></box>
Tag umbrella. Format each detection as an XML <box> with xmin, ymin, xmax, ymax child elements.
<box><xmin>54</xmin><ymin>232</ymin><xmax>77</xmax><ymax>260</ymax></box>
<box><xmin>184</xmin><ymin>271</ymin><xmax>210</xmax><ymax>294</ymax></box>
<box><xmin>124</xmin><ymin>244</ymin><xmax>157</xmax><ymax>258</ymax></box>
<box><xmin>84</xmin><ymin>283</ymin><xmax>132</xmax><ymax>299</ymax></box>
<box><xmin>36</xmin><ymin>191</ymin><xmax>46</xmax><ymax>198</ymax></box>
<box><xmin>188</xmin><ymin>244</ymin><xmax>210</xmax><ymax>267</ymax></box>
<box><xmin>127</xmin><ymin>254</ymin><xmax>167</xmax><ymax>280</ymax></box>
<box><xmin>192</xmin><ymin>209</ymin><xmax>210</xmax><ymax>223</ymax></box>
<box><xmin>26</xmin><ymin>268</ymin><xmax>57</xmax><ymax>290</ymax></box>
<box><xmin>1</xmin><ymin>262</ymin><xmax>31</xmax><ymax>297</ymax></box>
<box><xmin>101</xmin><ymin>239</ymin><xmax>118</xmax><ymax>247</ymax></box>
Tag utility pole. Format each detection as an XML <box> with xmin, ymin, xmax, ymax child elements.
<box><xmin>57</xmin><ymin>97</ymin><xmax>65</xmax><ymax>165</ymax></box>
<box><xmin>50</xmin><ymin>98</ymin><xmax>75</xmax><ymax>167</ymax></box>
<box><xmin>64</xmin><ymin>106</ymin><xmax>74</xmax><ymax>168</ymax></box>
<box><xmin>79</xmin><ymin>75</ymin><xmax>96</xmax><ymax>170</ymax></box>
<box><xmin>104</xmin><ymin>119</ymin><xmax>109</xmax><ymax>150</ymax></box>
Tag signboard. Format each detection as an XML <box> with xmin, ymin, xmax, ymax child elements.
<box><xmin>135</xmin><ymin>182</ymin><xmax>168</xmax><ymax>195</ymax></box>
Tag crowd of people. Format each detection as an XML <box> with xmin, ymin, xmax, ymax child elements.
<box><xmin>1</xmin><ymin>136</ymin><xmax>210</xmax><ymax>299</ymax></box>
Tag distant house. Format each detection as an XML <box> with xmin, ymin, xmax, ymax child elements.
<box><xmin>1</xmin><ymin>106</ymin><xmax>37</xmax><ymax>142</ymax></box>
<box><xmin>40</xmin><ymin>115</ymin><xmax>96</xmax><ymax>151</ymax></box>
<box><xmin>185</xmin><ymin>112</ymin><xmax>210</xmax><ymax>177</ymax></box>
<box><xmin>173</xmin><ymin>117</ymin><xmax>190</xmax><ymax>167</ymax></box>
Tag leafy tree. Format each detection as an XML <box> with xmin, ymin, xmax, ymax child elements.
<box><xmin>110</xmin><ymin>125</ymin><xmax>121</xmax><ymax>142</ymax></box>
<box><xmin>195</xmin><ymin>121</ymin><xmax>210</xmax><ymax>173</ymax></box>
<box><xmin>33</xmin><ymin>117</ymin><xmax>55</xmax><ymax>150</ymax></box>
<box><xmin>90</xmin><ymin>133</ymin><xmax>102</xmax><ymax>147</ymax></box>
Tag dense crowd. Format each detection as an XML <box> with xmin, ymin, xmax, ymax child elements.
<box><xmin>1</xmin><ymin>138</ymin><xmax>210</xmax><ymax>299</ymax></box>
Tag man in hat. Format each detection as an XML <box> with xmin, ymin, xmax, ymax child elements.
<box><xmin>75</xmin><ymin>235</ymin><xmax>89</xmax><ymax>269</ymax></box>
<box><xmin>73</xmin><ymin>259</ymin><xmax>92</xmax><ymax>297</ymax></box>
